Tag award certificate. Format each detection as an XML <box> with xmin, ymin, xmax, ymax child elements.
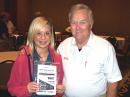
<box><xmin>36</xmin><ymin>64</ymin><xmax>57</xmax><ymax>95</ymax></box>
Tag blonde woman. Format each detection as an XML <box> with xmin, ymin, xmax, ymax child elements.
<box><xmin>8</xmin><ymin>17</ymin><xmax>64</xmax><ymax>97</ymax></box>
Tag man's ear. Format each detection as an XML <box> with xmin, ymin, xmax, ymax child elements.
<box><xmin>90</xmin><ymin>24</ymin><xmax>93</xmax><ymax>30</ymax></box>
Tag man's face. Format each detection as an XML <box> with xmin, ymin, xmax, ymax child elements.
<box><xmin>70</xmin><ymin>9</ymin><xmax>92</xmax><ymax>44</ymax></box>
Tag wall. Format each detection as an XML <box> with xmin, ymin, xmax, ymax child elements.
<box><xmin>31</xmin><ymin>0</ymin><xmax>130</xmax><ymax>36</ymax></box>
<box><xmin>0</xmin><ymin>0</ymin><xmax>5</xmax><ymax>12</ymax></box>
<box><xmin>3</xmin><ymin>0</ymin><xmax>130</xmax><ymax>36</ymax></box>
<box><xmin>31</xmin><ymin>0</ymin><xmax>92</xmax><ymax>32</ymax></box>
<box><xmin>16</xmin><ymin>0</ymin><xmax>31</xmax><ymax>34</ymax></box>
<box><xmin>91</xmin><ymin>0</ymin><xmax>130</xmax><ymax>36</ymax></box>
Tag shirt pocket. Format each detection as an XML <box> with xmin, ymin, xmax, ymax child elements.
<box><xmin>86</xmin><ymin>59</ymin><xmax>104</xmax><ymax>75</ymax></box>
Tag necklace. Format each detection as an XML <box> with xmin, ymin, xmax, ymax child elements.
<box><xmin>38</xmin><ymin>52</ymin><xmax>48</xmax><ymax>63</ymax></box>
<box><xmin>34</xmin><ymin>47</ymin><xmax>49</xmax><ymax>63</ymax></box>
<box><xmin>39</xmin><ymin>56</ymin><xmax>47</xmax><ymax>63</ymax></box>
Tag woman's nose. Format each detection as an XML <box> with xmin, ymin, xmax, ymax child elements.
<box><xmin>40</xmin><ymin>34</ymin><xmax>46</xmax><ymax>39</ymax></box>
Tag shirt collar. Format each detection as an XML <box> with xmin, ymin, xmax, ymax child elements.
<box><xmin>33</xmin><ymin>48</ymin><xmax>52</xmax><ymax>63</ymax></box>
<box><xmin>86</xmin><ymin>31</ymin><xmax>95</xmax><ymax>48</ymax></box>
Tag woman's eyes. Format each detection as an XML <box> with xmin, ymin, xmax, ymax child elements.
<box><xmin>45</xmin><ymin>32</ymin><xmax>51</xmax><ymax>35</ymax></box>
<box><xmin>36</xmin><ymin>32</ymin><xmax>51</xmax><ymax>36</ymax></box>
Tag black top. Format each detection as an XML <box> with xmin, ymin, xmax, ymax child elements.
<box><xmin>78</xmin><ymin>48</ymin><xmax>82</xmax><ymax>51</ymax></box>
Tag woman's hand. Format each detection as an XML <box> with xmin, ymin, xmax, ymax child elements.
<box><xmin>27</xmin><ymin>82</ymin><xmax>39</xmax><ymax>94</ymax></box>
<box><xmin>56</xmin><ymin>84</ymin><xmax>65</xmax><ymax>94</ymax></box>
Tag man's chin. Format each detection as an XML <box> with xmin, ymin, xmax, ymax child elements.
<box><xmin>75</xmin><ymin>38</ymin><xmax>83</xmax><ymax>43</ymax></box>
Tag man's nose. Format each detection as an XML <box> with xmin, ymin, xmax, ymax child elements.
<box><xmin>75</xmin><ymin>23</ymin><xmax>80</xmax><ymax>30</ymax></box>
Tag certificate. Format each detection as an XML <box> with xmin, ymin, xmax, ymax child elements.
<box><xmin>36</xmin><ymin>63</ymin><xmax>57</xmax><ymax>95</ymax></box>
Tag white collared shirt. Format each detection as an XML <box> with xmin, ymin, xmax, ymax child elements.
<box><xmin>57</xmin><ymin>32</ymin><xmax>122</xmax><ymax>97</ymax></box>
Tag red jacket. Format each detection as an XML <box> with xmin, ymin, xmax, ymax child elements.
<box><xmin>7</xmin><ymin>46</ymin><xmax>64</xmax><ymax>97</ymax></box>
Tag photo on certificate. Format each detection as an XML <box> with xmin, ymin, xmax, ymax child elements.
<box><xmin>35</xmin><ymin>62</ymin><xmax>57</xmax><ymax>95</ymax></box>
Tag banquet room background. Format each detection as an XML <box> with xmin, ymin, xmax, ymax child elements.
<box><xmin>0</xmin><ymin>0</ymin><xmax>130</xmax><ymax>37</ymax></box>
<box><xmin>1</xmin><ymin>0</ymin><xmax>130</xmax><ymax>97</ymax></box>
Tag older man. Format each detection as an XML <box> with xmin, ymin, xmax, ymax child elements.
<box><xmin>57</xmin><ymin>3</ymin><xmax>122</xmax><ymax>97</ymax></box>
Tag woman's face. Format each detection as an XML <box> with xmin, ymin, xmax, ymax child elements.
<box><xmin>34</xmin><ymin>25</ymin><xmax>52</xmax><ymax>49</ymax></box>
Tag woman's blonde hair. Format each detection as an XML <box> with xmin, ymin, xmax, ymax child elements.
<box><xmin>26</xmin><ymin>16</ymin><xmax>55</xmax><ymax>55</ymax></box>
